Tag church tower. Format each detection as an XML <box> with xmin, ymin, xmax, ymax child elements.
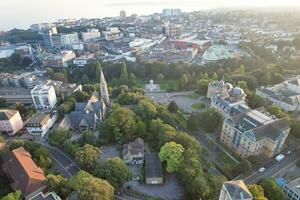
<box><xmin>100</xmin><ymin>69</ymin><xmax>110</xmax><ymax>106</ymax></box>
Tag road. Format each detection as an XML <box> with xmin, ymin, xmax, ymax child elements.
<box><xmin>42</xmin><ymin>143</ymin><xmax>80</xmax><ymax>178</ymax></box>
<box><xmin>4</xmin><ymin>136</ymin><xmax>80</xmax><ymax>178</ymax></box>
<box><xmin>243</xmin><ymin>150</ymin><xmax>300</xmax><ymax>184</ymax></box>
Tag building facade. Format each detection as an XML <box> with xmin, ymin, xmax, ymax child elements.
<box><xmin>221</xmin><ymin>109</ymin><xmax>290</xmax><ymax>158</ymax></box>
<box><xmin>256</xmin><ymin>78</ymin><xmax>300</xmax><ymax>112</ymax></box>
<box><xmin>0</xmin><ymin>110</ymin><xmax>23</xmax><ymax>135</ymax></box>
<box><xmin>31</xmin><ymin>85</ymin><xmax>57</xmax><ymax>110</ymax></box>
<box><xmin>283</xmin><ymin>177</ymin><xmax>300</xmax><ymax>200</ymax></box>
<box><xmin>25</xmin><ymin>112</ymin><xmax>57</xmax><ymax>137</ymax></box>
<box><xmin>81</xmin><ymin>29</ymin><xmax>101</xmax><ymax>42</ymax></box>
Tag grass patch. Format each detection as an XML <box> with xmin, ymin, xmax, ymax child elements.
<box><xmin>191</xmin><ymin>103</ymin><xmax>205</xmax><ymax>109</ymax></box>
<box><xmin>158</xmin><ymin>80</ymin><xmax>180</xmax><ymax>92</ymax></box>
<box><xmin>216</xmin><ymin>141</ymin><xmax>243</xmax><ymax>162</ymax></box>
<box><xmin>188</xmin><ymin>93</ymin><xmax>201</xmax><ymax>99</ymax></box>
<box><xmin>218</xmin><ymin>152</ymin><xmax>238</xmax><ymax>168</ymax></box>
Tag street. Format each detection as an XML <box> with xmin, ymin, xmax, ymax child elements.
<box><xmin>243</xmin><ymin>150</ymin><xmax>300</xmax><ymax>184</ymax></box>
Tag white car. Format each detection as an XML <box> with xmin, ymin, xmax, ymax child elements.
<box><xmin>258</xmin><ymin>167</ymin><xmax>265</xmax><ymax>173</ymax></box>
<box><xmin>275</xmin><ymin>154</ymin><xmax>285</xmax><ymax>162</ymax></box>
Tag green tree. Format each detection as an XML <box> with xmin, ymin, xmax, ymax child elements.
<box><xmin>137</xmin><ymin>99</ymin><xmax>157</xmax><ymax>121</ymax></box>
<box><xmin>80</xmin><ymin>131</ymin><xmax>97</xmax><ymax>146</ymax></box>
<box><xmin>248</xmin><ymin>184</ymin><xmax>268</xmax><ymax>200</ymax></box>
<box><xmin>48</xmin><ymin>129</ymin><xmax>71</xmax><ymax>148</ymax></box>
<box><xmin>120</xmin><ymin>62</ymin><xmax>128</xmax><ymax>83</ymax></box>
<box><xmin>180</xmin><ymin>74</ymin><xmax>189</xmax><ymax>89</ymax></box>
<box><xmin>77</xmin><ymin>176</ymin><xmax>114</xmax><ymax>200</ymax></box>
<box><xmin>290</xmin><ymin>121</ymin><xmax>300</xmax><ymax>138</ymax></box>
<box><xmin>75</xmin><ymin>144</ymin><xmax>100</xmax><ymax>172</ymax></box>
<box><xmin>20</xmin><ymin>56</ymin><xmax>33</xmax><ymax>68</ymax></box>
<box><xmin>47</xmin><ymin>174</ymin><xmax>70</xmax><ymax>199</ymax></box>
<box><xmin>196</xmin><ymin>79</ymin><xmax>210</xmax><ymax>95</ymax></box>
<box><xmin>260</xmin><ymin>178</ymin><xmax>287</xmax><ymax>200</ymax></box>
<box><xmin>159</xmin><ymin>142</ymin><xmax>185</xmax><ymax>172</ymax></box>
<box><xmin>266</xmin><ymin>105</ymin><xmax>286</xmax><ymax>118</ymax></box>
<box><xmin>1</xmin><ymin>190</ymin><xmax>21</xmax><ymax>200</ymax></box>
<box><xmin>167</xmin><ymin>101</ymin><xmax>178</xmax><ymax>113</ymax></box>
<box><xmin>128</xmin><ymin>73</ymin><xmax>137</xmax><ymax>86</ymax></box>
<box><xmin>95</xmin><ymin>62</ymin><xmax>101</xmax><ymax>82</ymax></box>
<box><xmin>73</xmin><ymin>90</ymin><xmax>90</xmax><ymax>102</ymax></box>
<box><xmin>198</xmin><ymin>108</ymin><xmax>221</xmax><ymax>133</ymax></box>
<box><xmin>187</xmin><ymin>115</ymin><xmax>198</xmax><ymax>131</ymax></box>
<box><xmin>248</xmin><ymin>94</ymin><xmax>266</xmax><ymax>109</ymax></box>
<box><xmin>94</xmin><ymin>157</ymin><xmax>131</xmax><ymax>188</ymax></box>
<box><xmin>233</xmin><ymin>160</ymin><xmax>252</xmax><ymax>176</ymax></box>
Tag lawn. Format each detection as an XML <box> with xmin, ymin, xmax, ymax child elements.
<box><xmin>191</xmin><ymin>103</ymin><xmax>205</xmax><ymax>109</ymax></box>
<box><xmin>188</xmin><ymin>93</ymin><xmax>201</xmax><ymax>99</ymax></box>
<box><xmin>158</xmin><ymin>80</ymin><xmax>180</xmax><ymax>91</ymax></box>
<box><xmin>218</xmin><ymin>152</ymin><xmax>238</xmax><ymax>168</ymax></box>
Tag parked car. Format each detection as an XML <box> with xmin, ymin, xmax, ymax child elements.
<box><xmin>275</xmin><ymin>154</ymin><xmax>285</xmax><ymax>162</ymax></box>
<box><xmin>258</xmin><ymin>167</ymin><xmax>265</xmax><ymax>173</ymax></box>
<box><xmin>287</xmin><ymin>150</ymin><xmax>292</xmax><ymax>155</ymax></box>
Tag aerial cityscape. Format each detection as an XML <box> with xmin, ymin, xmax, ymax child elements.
<box><xmin>0</xmin><ymin>1</ymin><xmax>300</xmax><ymax>200</ymax></box>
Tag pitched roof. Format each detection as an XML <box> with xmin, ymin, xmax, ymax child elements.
<box><xmin>0</xmin><ymin>110</ymin><xmax>18</xmax><ymax>120</ymax></box>
<box><xmin>223</xmin><ymin>180</ymin><xmax>252</xmax><ymax>200</ymax></box>
<box><xmin>65</xmin><ymin>111</ymin><xmax>97</xmax><ymax>127</ymax></box>
<box><xmin>145</xmin><ymin>153</ymin><xmax>163</xmax><ymax>178</ymax></box>
<box><xmin>2</xmin><ymin>147</ymin><xmax>46</xmax><ymax>197</ymax></box>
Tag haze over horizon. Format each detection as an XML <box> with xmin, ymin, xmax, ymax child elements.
<box><xmin>1</xmin><ymin>0</ymin><xmax>300</xmax><ymax>31</ymax></box>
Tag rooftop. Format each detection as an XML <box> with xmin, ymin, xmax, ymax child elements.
<box><xmin>145</xmin><ymin>153</ymin><xmax>163</xmax><ymax>178</ymax></box>
<box><xmin>223</xmin><ymin>180</ymin><xmax>253</xmax><ymax>200</ymax></box>
<box><xmin>0</xmin><ymin>110</ymin><xmax>19</xmax><ymax>120</ymax></box>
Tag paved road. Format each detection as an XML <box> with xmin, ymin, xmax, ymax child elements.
<box><xmin>243</xmin><ymin>150</ymin><xmax>300</xmax><ymax>184</ymax></box>
<box><xmin>4</xmin><ymin>136</ymin><xmax>80</xmax><ymax>178</ymax></box>
<box><xmin>43</xmin><ymin>144</ymin><xmax>80</xmax><ymax>178</ymax></box>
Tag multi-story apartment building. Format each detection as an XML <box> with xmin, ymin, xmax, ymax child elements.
<box><xmin>0</xmin><ymin>110</ymin><xmax>24</xmax><ymax>136</ymax></box>
<box><xmin>81</xmin><ymin>29</ymin><xmax>101</xmax><ymax>42</ymax></box>
<box><xmin>162</xmin><ymin>9</ymin><xmax>181</xmax><ymax>16</ymax></box>
<box><xmin>25</xmin><ymin>111</ymin><xmax>57</xmax><ymax>137</ymax></box>
<box><xmin>31</xmin><ymin>85</ymin><xmax>57</xmax><ymax>110</ymax></box>
<box><xmin>51</xmin><ymin>32</ymin><xmax>79</xmax><ymax>48</ymax></box>
<box><xmin>221</xmin><ymin>109</ymin><xmax>290</xmax><ymax>158</ymax></box>
<box><xmin>219</xmin><ymin>180</ymin><xmax>253</xmax><ymax>200</ymax></box>
<box><xmin>43</xmin><ymin>50</ymin><xmax>76</xmax><ymax>68</ymax></box>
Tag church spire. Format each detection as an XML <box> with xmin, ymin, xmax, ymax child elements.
<box><xmin>100</xmin><ymin>69</ymin><xmax>110</xmax><ymax>106</ymax></box>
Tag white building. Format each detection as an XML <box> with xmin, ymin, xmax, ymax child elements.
<box><xmin>25</xmin><ymin>112</ymin><xmax>57</xmax><ymax>137</ymax></box>
<box><xmin>31</xmin><ymin>85</ymin><xmax>57</xmax><ymax>110</ymax></box>
<box><xmin>256</xmin><ymin>78</ymin><xmax>300</xmax><ymax>112</ymax></box>
<box><xmin>81</xmin><ymin>29</ymin><xmax>101</xmax><ymax>42</ymax></box>
<box><xmin>219</xmin><ymin>180</ymin><xmax>253</xmax><ymax>200</ymax></box>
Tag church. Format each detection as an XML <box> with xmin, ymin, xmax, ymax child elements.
<box><xmin>58</xmin><ymin>70</ymin><xmax>110</xmax><ymax>131</ymax></box>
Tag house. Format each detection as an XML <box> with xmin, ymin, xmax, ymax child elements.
<box><xmin>25</xmin><ymin>111</ymin><xmax>57</xmax><ymax>137</ymax></box>
<box><xmin>0</xmin><ymin>110</ymin><xmax>24</xmax><ymax>135</ymax></box>
<box><xmin>219</xmin><ymin>180</ymin><xmax>253</xmax><ymax>200</ymax></box>
<box><xmin>207</xmin><ymin>80</ymin><xmax>233</xmax><ymax>99</ymax></box>
<box><xmin>29</xmin><ymin>192</ymin><xmax>61</xmax><ymax>200</ymax></box>
<box><xmin>145</xmin><ymin>153</ymin><xmax>163</xmax><ymax>185</ymax></box>
<box><xmin>59</xmin><ymin>70</ymin><xmax>109</xmax><ymax>131</ymax></box>
<box><xmin>2</xmin><ymin>147</ymin><xmax>47</xmax><ymax>200</ymax></box>
<box><xmin>123</xmin><ymin>137</ymin><xmax>145</xmax><ymax>164</ymax></box>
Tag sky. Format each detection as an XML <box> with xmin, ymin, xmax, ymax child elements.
<box><xmin>1</xmin><ymin>0</ymin><xmax>300</xmax><ymax>31</ymax></box>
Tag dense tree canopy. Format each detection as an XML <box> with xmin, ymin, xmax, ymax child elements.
<box><xmin>93</xmin><ymin>157</ymin><xmax>131</xmax><ymax>188</ymax></box>
<box><xmin>159</xmin><ymin>142</ymin><xmax>185</xmax><ymax>172</ymax></box>
<box><xmin>75</xmin><ymin>144</ymin><xmax>100</xmax><ymax>172</ymax></box>
<box><xmin>248</xmin><ymin>184</ymin><xmax>268</xmax><ymax>200</ymax></box>
<box><xmin>48</xmin><ymin>129</ymin><xmax>71</xmax><ymax>149</ymax></box>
